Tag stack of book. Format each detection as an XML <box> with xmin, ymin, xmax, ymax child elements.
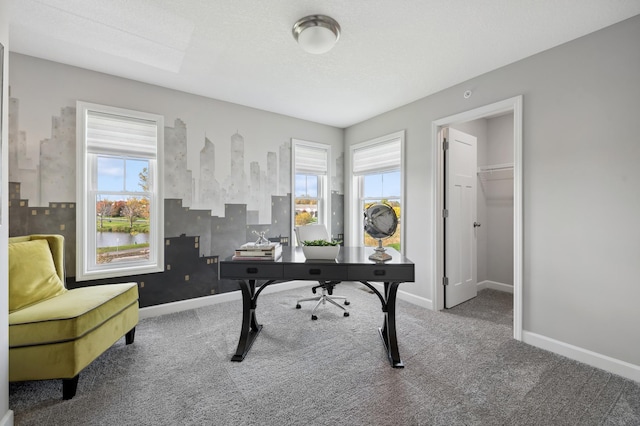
<box><xmin>232</xmin><ymin>242</ymin><xmax>282</xmax><ymax>261</ymax></box>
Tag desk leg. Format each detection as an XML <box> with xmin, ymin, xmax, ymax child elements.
<box><xmin>378</xmin><ymin>281</ymin><xmax>404</xmax><ymax>368</ymax></box>
<box><xmin>231</xmin><ymin>279</ymin><xmax>263</xmax><ymax>362</ymax></box>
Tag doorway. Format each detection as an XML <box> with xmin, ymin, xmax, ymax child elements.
<box><xmin>431</xmin><ymin>96</ymin><xmax>523</xmax><ymax>340</ymax></box>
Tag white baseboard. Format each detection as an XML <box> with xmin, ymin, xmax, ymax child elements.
<box><xmin>479</xmin><ymin>284</ymin><xmax>639</xmax><ymax>383</ymax></box>
<box><xmin>401</xmin><ymin>291</ymin><xmax>433</xmax><ymax>310</ymax></box>
<box><xmin>140</xmin><ymin>280</ymin><xmax>433</xmax><ymax>318</ymax></box>
<box><xmin>139</xmin><ymin>280</ymin><xmax>310</xmax><ymax>319</ymax></box>
<box><xmin>522</xmin><ymin>331</ymin><xmax>640</xmax><ymax>383</ymax></box>
<box><xmin>477</xmin><ymin>280</ymin><xmax>513</xmax><ymax>293</ymax></box>
<box><xmin>0</xmin><ymin>410</ymin><xmax>14</xmax><ymax>426</ymax></box>
<box><xmin>365</xmin><ymin>282</ymin><xmax>433</xmax><ymax>310</ymax></box>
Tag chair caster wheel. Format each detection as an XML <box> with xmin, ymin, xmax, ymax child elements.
<box><xmin>344</xmin><ymin>312</ymin><xmax>349</xmax><ymax>317</ymax></box>
<box><xmin>311</xmin><ymin>315</ymin><xmax>318</xmax><ymax>320</ymax></box>
<box><xmin>344</xmin><ymin>301</ymin><xmax>350</xmax><ymax>305</ymax></box>
<box><xmin>296</xmin><ymin>304</ymin><xmax>301</xmax><ymax>309</ymax></box>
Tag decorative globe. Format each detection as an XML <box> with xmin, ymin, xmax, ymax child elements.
<box><xmin>363</xmin><ymin>203</ymin><xmax>398</xmax><ymax>261</ymax></box>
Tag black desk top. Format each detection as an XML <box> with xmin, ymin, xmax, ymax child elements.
<box><xmin>224</xmin><ymin>246</ymin><xmax>412</xmax><ymax>265</ymax></box>
<box><xmin>220</xmin><ymin>246</ymin><xmax>414</xmax><ymax>282</ymax></box>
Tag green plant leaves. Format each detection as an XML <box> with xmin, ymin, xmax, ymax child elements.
<box><xmin>301</xmin><ymin>239</ymin><xmax>341</xmax><ymax>246</ymax></box>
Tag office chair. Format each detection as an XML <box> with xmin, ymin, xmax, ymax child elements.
<box><xmin>295</xmin><ymin>224</ymin><xmax>350</xmax><ymax>320</ymax></box>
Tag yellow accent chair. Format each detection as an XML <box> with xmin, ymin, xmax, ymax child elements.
<box><xmin>8</xmin><ymin>234</ymin><xmax>139</xmax><ymax>399</ymax></box>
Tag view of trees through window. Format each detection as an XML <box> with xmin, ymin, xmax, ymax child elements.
<box><xmin>96</xmin><ymin>157</ymin><xmax>151</xmax><ymax>264</ymax></box>
<box><xmin>294</xmin><ymin>173</ymin><xmax>320</xmax><ymax>227</ymax></box>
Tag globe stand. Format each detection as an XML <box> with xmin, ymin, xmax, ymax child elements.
<box><xmin>369</xmin><ymin>238</ymin><xmax>392</xmax><ymax>262</ymax></box>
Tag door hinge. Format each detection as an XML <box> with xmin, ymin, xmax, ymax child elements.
<box><xmin>442</xmin><ymin>209</ymin><xmax>448</xmax><ymax>218</ymax></box>
<box><xmin>443</xmin><ymin>276</ymin><xmax>449</xmax><ymax>286</ymax></box>
<box><xmin>443</xmin><ymin>138</ymin><xmax>449</xmax><ymax>151</ymax></box>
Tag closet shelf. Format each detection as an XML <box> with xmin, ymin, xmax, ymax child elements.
<box><xmin>477</xmin><ymin>163</ymin><xmax>513</xmax><ymax>182</ymax></box>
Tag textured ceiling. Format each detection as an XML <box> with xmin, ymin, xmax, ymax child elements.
<box><xmin>7</xmin><ymin>0</ymin><xmax>640</xmax><ymax>128</ymax></box>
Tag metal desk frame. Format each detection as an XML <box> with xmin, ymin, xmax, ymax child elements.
<box><xmin>219</xmin><ymin>246</ymin><xmax>415</xmax><ymax>368</ymax></box>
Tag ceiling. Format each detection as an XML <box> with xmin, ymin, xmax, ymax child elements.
<box><xmin>7</xmin><ymin>0</ymin><xmax>640</xmax><ymax>128</ymax></box>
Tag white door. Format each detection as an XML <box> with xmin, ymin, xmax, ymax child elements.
<box><xmin>444</xmin><ymin>128</ymin><xmax>478</xmax><ymax>308</ymax></box>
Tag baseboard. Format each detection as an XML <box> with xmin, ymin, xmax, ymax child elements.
<box><xmin>140</xmin><ymin>280</ymin><xmax>433</xmax><ymax>319</ymax></box>
<box><xmin>139</xmin><ymin>280</ymin><xmax>310</xmax><ymax>319</ymax></box>
<box><xmin>522</xmin><ymin>331</ymin><xmax>640</xmax><ymax>383</ymax></box>
<box><xmin>0</xmin><ymin>410</ymin><xmax>14</xmax><ymax>426</ymax></box>
<box><xmin>400</xmin><ymin>291</ymin><xmax>433</xmax><ymax>310</ymax></box>
<box><xmin>477</xmin><ymin>280</ymin><xmax>513</xmax><ymax>293</ymax></box>
<box><xmin>366</xmin><ymin>282</ymin><xmax>433</xmax><ymax>310</ymax></box>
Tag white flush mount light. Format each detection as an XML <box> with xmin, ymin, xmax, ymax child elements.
<box><xmin>292</xmin><ymin>15</ymin><xmax>341</xmax><ymax>54</ymax></box>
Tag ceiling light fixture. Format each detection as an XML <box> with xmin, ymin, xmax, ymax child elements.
<box><xmin>292</xmin><ymin>15</ymin><xmax>341</xmax><ymax>54</ymax></box>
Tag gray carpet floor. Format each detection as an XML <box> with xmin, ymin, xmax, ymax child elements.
<box><xmin>9</xmin><ymin>284</ymin><xmax>640</xmax><ymax>425</ymax></box>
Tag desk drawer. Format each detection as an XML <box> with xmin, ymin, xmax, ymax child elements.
<box><xmin>284</xmin><ymin>264</ymin><xmax>348</xmax><ymax>281</ymax></box>
<box><xmin>347</xmin><ymin>265</ymin><xmax>414</xmax><ymax>282</ymax></box>
<box><xmin>220</xmin><ymin>262</ymin><xmax>284</xmax><ymax>280</ymax></box>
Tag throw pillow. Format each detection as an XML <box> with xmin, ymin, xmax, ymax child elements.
<box><xmin>9</xmin><ymin>239</ymin><xmax>67</xmax><ymax>313</ymax></box>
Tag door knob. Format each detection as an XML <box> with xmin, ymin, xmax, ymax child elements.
<box><xmin>473</xmin><ymin>222</ymin><xmax>481</xmax><ymax>228</ymax></box>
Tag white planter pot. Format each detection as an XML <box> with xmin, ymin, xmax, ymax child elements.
<box><xmin>302</xmin><ymin>245</ymin><xmax>340</xmax><ymax>260</ymax></box>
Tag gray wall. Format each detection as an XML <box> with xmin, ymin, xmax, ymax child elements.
<box><xmin>0</xmin><ymin>0</ymin><xmax>9</xmax><ymax>420</ymax></box>
<box><xmin>9</xmin><ymin>53</ymin><xmax>344</xmax><ymax>211</ymax></box>
<box><xmin>7</xmin><ymin>53</ymin><xmax>344</xmax><ymax>306</ymax></box>
<box><xmin>345</xmin><ymin>15</ymin><xmax>640</xmax><ymax>367</ymax></box>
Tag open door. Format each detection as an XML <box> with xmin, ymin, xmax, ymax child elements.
<box><xmin>444</xmin><ymin>127</ymin><xmax>478</xmax><ymax>308</ymax></box>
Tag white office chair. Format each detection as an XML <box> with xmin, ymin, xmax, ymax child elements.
<box><xmin>295</xmin><ymin>224</ymin><xmax>350</xmax><ymax>320</ymax></box>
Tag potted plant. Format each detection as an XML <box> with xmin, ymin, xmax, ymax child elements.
<box><xmin>301</xmin><ymin>239</ymin><xmax>341</xmax><ymax>260</ymax></box>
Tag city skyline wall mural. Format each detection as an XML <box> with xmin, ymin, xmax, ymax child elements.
<box><xmin>7</xmin><ymin>53</ymin><xmax>345</xmax><ymax>308</ymax></box>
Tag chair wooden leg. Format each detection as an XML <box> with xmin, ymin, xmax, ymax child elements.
<box><xmin>125</xmin><ymin>327</ymin><xmax>136</xmax><ymax>345</ymax></box>
<box><xmin>63</xmin><ymin>375</ymin><xmax>79</xmax><ymax>400</ymax></box>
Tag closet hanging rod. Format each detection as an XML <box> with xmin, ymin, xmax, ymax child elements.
<box><xmin>477</xmin><ymin>163</ymin><xmax>514</xmax><ymax>173</ymax></box>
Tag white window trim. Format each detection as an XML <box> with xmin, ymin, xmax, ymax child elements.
<box><xmin>291</xmin><ymin>139</ymin><xmax>332</xmax><ymax>240</ymax></box>
<box><xmin>347</xmin><ymin>130</ymin><xmax>405</xmax><ymax>252</ymax></box>
<box><xmin>76</xmin><ymin>101</ymin><xmax>164</xmax><ymax>281</ymax></box>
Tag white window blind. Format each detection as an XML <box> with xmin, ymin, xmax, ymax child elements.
<box><xmin>295</xmin><ymin>144</ymin><xmax>328</xmax><ymax>175</ymax></box>
<box><xmin>77</xmin><ymin>101</ymin><xmax>164</xmax><ymax>281</ymax></box>
<box><xmin>352</xmin><ymin>138</ymin><xmax>401</xmax><ymax>175</ymax></box>
<box><xmin>87</xmin><ymin>110</ymin><xmax>158</xmax><ymax>158</ymax></box>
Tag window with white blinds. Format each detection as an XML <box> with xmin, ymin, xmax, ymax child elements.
<box><xmin>352</xmin><ymin>137</ymin><xmax>401</xmax><ymax>175</ymax></box>
<box><xmin>77</xmin><ymin>102</ymin><xmax>164</xmax><ymax>281</ymax></box>
<box><xmin>349</xmin><ymin>130</ymin><xmax>404</xmax><ymax>251</ymax></box>
<box><xmin>86</xmin><ymin>110</ymin><xmax>158</xmax><ymax>158</ymax></box>
<box><xmin>292</xmin><ymin>139</ymin><xmax>331</xmax><ymax>238</ymax></box>
<box><xmin>294</xmin><ymin>143</ymin><xmax>328</xmax><ymax>175</ymax></box>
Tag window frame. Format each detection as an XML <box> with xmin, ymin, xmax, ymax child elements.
<box><xmin>76</xmin><ymin>101</ymin><xmax>164</xmax><ymax>281</ymax></box>
<box><xmin>292</xmin><ymin>139</ymin><xmax>331</xmax><ymax>242</ymax></box>
<box><xmin>348</xmin><ymin>130</ymin><xmax>405</xmax><ymax>253</ymax></box>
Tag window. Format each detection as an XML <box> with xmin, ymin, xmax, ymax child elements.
<box><xmin>76</xmin><ymin>102</ymin><xmax>164</xmax><ymax>281</ymax></box>
<box><xmin>292</xmin><ymin>140</ymin><xmax>331</xmax><ymax>241</ymax></box>
<box><xmin>350</xmin><ymin>131</ymin><xmax>404</xmax><ymax>252</ymax></box>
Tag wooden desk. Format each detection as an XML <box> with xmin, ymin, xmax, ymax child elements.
<box><xmin>219</xmin><ymin>246</ymin><xmax>415</xmax><ymax>368</ymax></box>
